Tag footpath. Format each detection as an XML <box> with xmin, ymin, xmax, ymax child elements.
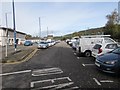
<box><xmin>0</xmin><ymin>44</ymin><xmax>37</xmax><ymax>64</ymax></box>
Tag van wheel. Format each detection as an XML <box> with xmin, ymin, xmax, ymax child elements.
<box><xmin>85</xmin><ymin>51</ymin><xmax>91</xmax><ymax>57</ymax></box>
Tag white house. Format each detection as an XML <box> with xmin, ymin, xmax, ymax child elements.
<box><xmin>0</xmin><ymin>27</ymin><xmax>26</xmax><ymax>46</ymax></box>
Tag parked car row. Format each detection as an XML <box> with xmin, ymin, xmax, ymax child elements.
<box><xmin>37</xmin><ymin>40</ymin><xmax>57</xmax><ymax>49</ymax></box>
<box><xmin>67</xmin><ymin>35</ymin><xmax>120</xmax><ymax>74</ymax></box>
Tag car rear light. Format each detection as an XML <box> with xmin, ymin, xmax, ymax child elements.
<box><xmin>98</xmin><ymin>48</ymin><xmax>102</xmax><ymax>54</ymax></box>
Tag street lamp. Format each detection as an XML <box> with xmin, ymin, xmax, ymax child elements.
<box><xmin>12</xmin><ymin>0</ymin><xmax>17</xmax><ymax>51</ymax></box>
<box><xmin>5</xmin><ymin>12</ymin><xmax>11</xmax><ymax>57</ymax></box>
<box><xmin>39</xmin><ymin>17</ymin><xmax>41</xmax><ymax>41</ymax></box>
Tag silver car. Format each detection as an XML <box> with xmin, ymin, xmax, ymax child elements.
<box><xmin>38</xmin><ymin>42</ymin><xmax>49</xmax><ymax>49</ymax></box>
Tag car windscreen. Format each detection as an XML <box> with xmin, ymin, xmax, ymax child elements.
<box><xmin>40</xmin><ymin>42</ymin><xmax>47</xmax><ymax>44</ymax></box>
<box><xmin>104</xmin><ymin>38</ymin><xmax>115</xmax><ymax>43</ymax></box>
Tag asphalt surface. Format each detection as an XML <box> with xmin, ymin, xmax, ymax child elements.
<box><xmin>1</xmin><ymin>41</ymin><xmax>120</xmax><ymax>90</ymax></box>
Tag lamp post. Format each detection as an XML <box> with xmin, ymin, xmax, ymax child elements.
<box><xmin>39</xmin><ymin>17</ymin><xmax>41</xmax><ymax>41</ymax></box>
<box><xmin>5</xmin><ymin>12</ymin><xmax>11</xmax><ymax>57</ymax></box>
<box><xmin>5</xmin><ymin>13</ymin><xmax>8</xmax><ymax>57</ymax></box>
<box><xmin>12</xmin><ymin>0</ymin><xmax>17</xmax><ymax>51</ymax></box>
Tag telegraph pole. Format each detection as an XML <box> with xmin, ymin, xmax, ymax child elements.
<box><xmin>5</xmin><ymin>13</ymin><xmax>8</xmax><ymax>57</ymax></box>
<box><xmin>12</xmin><ymin>0</ymin><xmax>17</xmax><ymax>51</ymax></box>
<box><xmin>39</xmin><ymin>17</ymin><xmax>41</xmax><ymax>41</ymax></box>
<box><xmin>47</xmin><ymin>27</ymin><xmax>48</xmax><ymax>37</ymax></box>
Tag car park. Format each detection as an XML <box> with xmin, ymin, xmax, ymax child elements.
<box><xmin>24</xmin><ymin>41</ymin><xmax>33</xmax><ymax>46</ymax></box>
<box><xmin>37</xmin><ymin>41</ymin><xmax>49</xmax><ymax>49</ymax></box>
<box><xmin>95</xmin><ymin>47</ymin><xmax>120</xmax><ymax>74</ymax></box>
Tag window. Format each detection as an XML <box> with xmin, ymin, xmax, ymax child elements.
<box><xmin>105</xmin><ymin>44</ymin><xmax>118</xmax><ymax>49</ymax></box>
<box><xmin>93</xmin><ymin>44</ymin><xmax>102</xmax><ymax>49</ymax></box>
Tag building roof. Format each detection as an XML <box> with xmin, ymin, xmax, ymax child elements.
<box><xmin>0</xmin><ymin>27</ymin><xmax>26</xmax><ymax>35</ymax></box>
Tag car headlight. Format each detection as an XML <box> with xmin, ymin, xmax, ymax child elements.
<box><xmin>104</xmin><ymin>60</ymin><xmax>118</xmax><ymax>65</ymax></box>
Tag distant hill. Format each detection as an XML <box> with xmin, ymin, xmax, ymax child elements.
<box><xmin>62</xmin><ymin>27</ymin><xmax>105</xmax><ymax>40</ymax></box>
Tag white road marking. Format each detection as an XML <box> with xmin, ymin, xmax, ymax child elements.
<box><xmin>100</xmin><ymin>80</ymin><xmax>114</xmax><ymax>83</ymax></box>
<box><xmin>55</xmin><ymin>82</ymin><xmax>74</xmax><ymax>89</ymax></box>
<box><xmin>93</xmin><ymin>78</ymin><xmax>101</xmax><ymax>86</ymax></box>
<box><xmin>0</xmin><ymin>70</ymin><xmax>31</xmax><ymax>76</ymax></box>
<box><xmin>31</xmin><ymin>77</ymin><xmax>72</xmax><ymax>88</ymax></box>
<box><xmin>32</xmin><ymin>67</ymin><xmax>63</xmax><ymax>76</ymax></box>
<box><xmin>62</xmin><ymin>86</ymin><xmax>79</xmax><ymax>90</ymax></box>
<box><xmin>82</xmin><ymin>63</ymin><xmax>95</xmax><ymax>67</ymax></box>
<box><xmin>77</xmin><ymin>57</ymin><xmax>80</xmax><ymax>59</ymax></box>
<box><xmin>82</xmin><ymin>64</ymin><xmax>85</xmax><ymax>67</ymax></box>
<box><xmin>67</xmin><ymin>77</ymin><xmax>72</xmax><ymax>81</ymax></box>
<box><xmin>31</xmin><ymin>82</ymin><xmax>74</xmax><ymax>90</ymax></box>
<box><xmin>74</xmin><ymin>53</ymin><xmax>76</xmax><ymax>55</ymax></box>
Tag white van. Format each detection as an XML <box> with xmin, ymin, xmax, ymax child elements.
<box><xmin>75</xmin><ymin>35</ymin><xmax>116</xmax><ymax>57</ymax></box>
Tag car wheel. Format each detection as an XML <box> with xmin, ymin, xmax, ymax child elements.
<box><xmin>85</xmin><ymin>51</ymin><xmax>91</xmax><ymax>57</ymax></box>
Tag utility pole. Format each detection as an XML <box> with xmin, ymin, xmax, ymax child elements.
<box><xmin>39</xmin><ymin>17</ymin><xmax>41</xmax><ymax>41</ymax></box>
<box><xmin>47</xmin><ymin>27</ymin><xmax>48</xmax><ymax>38</ymax></box>
<box><xmin>12</xmin><ymin>0</ymin><xmax>17</xmax><ymax>51</ymax></box>
<box><xmin>5</xmin><ymin>13</ymin><xmax>8</xmax><ymax>57</ymax></box>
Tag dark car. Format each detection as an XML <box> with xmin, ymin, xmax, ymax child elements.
<box><xmin>95</xmin><ymin>47</ymin><xmax>120</xmax><ymax>74</ymax></box>
<box><xmin>24</xmin><ymin>41</ymin><xmax>33</xmax><ymax>46</ymax></box>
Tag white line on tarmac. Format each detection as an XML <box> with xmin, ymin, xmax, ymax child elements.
<box><xmin>100</xmin><ymin>80</ymin><xmax>114</xmax><ymax>83</ymax></box>
<box><xmin>74</xmin><ymin>53</ymin><xmax>77</xmax><ymax>55</ymax></box>
<box><xmin>31</xmin><ymin>77</ymin><xmax>72</xmax><ymax>88</ymax></box>
<box><xmin>67</xmin><ymin>77</ymin><xmax>72</xmax><ymax>81</ymax></box>
<box><xmin>32</xmin><ymin>82</ymin><xmax>74</xmax><ymax>89</ymax></box>
<box><xmin>93</xmin><ymin>78</ymin><xmax>101</xmax><ymax>86</ymax></box>
<box><xmin>32</xmin><ymin>67</ymin><xmax>63</xmax><ymax>76</ymax></box>
<box><xmin>32</xmin><ymin>67</ymin><xmax>61</xmax><ymax>72</ymax></box>
<box><xmin>82</xmin><ymin>64</ymin><xmax>95</xmax><ymax>67</ymax></box>
<box><xmin>0</xmin><ymin>70</ymin><xmax>31</xmax><ymax>76</ymax></box>
<box><xmin>32</xmin><ymin>71</ymin><xmax>63</xmax><ymax>76</ymax></box>
<box><xmin>77</xmin><ymin>57</ymin><xmax>80</xmax><ymax>59</ymax></box>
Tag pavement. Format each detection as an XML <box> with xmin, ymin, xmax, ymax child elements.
<box><xmin>1</xmin><ymin>44</ymin><xmax>38</xmax><ymax>64</ymax></box>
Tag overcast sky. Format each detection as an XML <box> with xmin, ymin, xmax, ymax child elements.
<box><xmin>1</xmin><ymin>0</ymin><xmax>119</xmax><ymax>37</ymax></box>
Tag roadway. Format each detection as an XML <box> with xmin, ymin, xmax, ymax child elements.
<box><xmin>1</xmin><ymin>41</ymin><xmax>120</xmax><ymax>89</ymax></box>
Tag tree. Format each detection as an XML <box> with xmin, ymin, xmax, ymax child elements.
<box><xmin>25</xmin><ymin>34</ymin><xmax>32</xmax><ymax>39</ymax></box>
<box><xmin>105</xmin><ymin>9</ymin><xmax>119</xmax><ymax>39</ymax></box>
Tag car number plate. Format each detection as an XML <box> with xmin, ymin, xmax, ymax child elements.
<box><xmin>95</xmin><ymin>62</ymin><xmax>100</xmax><ymax>67</ymax></box>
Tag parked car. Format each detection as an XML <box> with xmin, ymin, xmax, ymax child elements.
<box><xmin>24</xmin><ymin>41</ymin><xmax>33</xmax><ymax>46</ymax></box>
<box><xmin>38</xmin><ymin>41</ymin><xmax>49</xmax><ymax>49</ymax></box>
<box><xmin>95</xmin><ymin>47</ymin><xmax>120</xmax><ymax>74</ymax></box>
<box><xmin>47</xmin><ymin>41</ymin><xmax>53</xmax><ymax>47</ymax></box>
<box><xmin>92</xmin><ymin>43</ymin><xmax>118</xmax><ymax>58</ymax></box>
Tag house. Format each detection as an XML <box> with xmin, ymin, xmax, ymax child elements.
<box><xmin>0</xmin><ymin>27</ymin><xmax>26</xmax><ymax>46</ymax></box>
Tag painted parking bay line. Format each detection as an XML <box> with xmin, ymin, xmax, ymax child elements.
<box><xmin>93</xmin><ymin>78</ymin><xmax>101</xmax><ymax>86</ymax></box>
<box><xmin>82</xmin><ymin>63</ymin><xmax>95</xmax><ymax>67</ymax></box>
<box><xmin>77</xmin><ymin>57</ymin><xmax>80</xmax><ymax>59</ymax></box>
<box><xmin>0</xmin><ymin>70</ymin><xmax>31</xmax><ymax>76</ymax></box>
<box><xmin>100</xmin><ymin>80</ymin><xmax>114</xmax><ymax>83</ymax></box>
<box><xmin>31</xmin><ymin>77</ymin><xmax>72</xmax><ymax>88</ymax></box>
<box><xmin>32</xmin><ymin>67</ymin><xmax>63</xmax><ymax>76</ymax></box>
